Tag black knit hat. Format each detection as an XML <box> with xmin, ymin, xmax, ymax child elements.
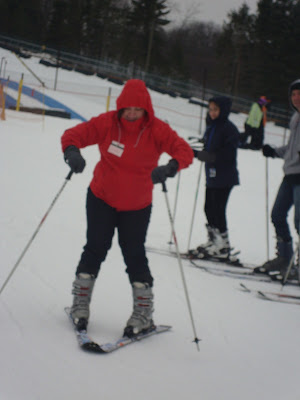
<box><xmin>289</xmin><ymin>79</ymin><xmax>300</xmax><ymax>111</ymax></box>
<box><xmin>290</xmin><ymin>80</ymin><xmax>300</xmax><ymax>91</ymax></box>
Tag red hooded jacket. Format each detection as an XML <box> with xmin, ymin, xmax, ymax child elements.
<box><xmin>61</xmin><ymin>79</ymin><xmax>193</xmax><ymax>211</ymax></box>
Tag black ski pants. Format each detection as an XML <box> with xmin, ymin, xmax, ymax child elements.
<box><xmin>204</xmin><ymin>186</ymin><xmax>233</xmax><ymax>233</ymax></box>
<box><xmin>240</xmin><ymin>124</ymin><xmax>264</xmax><ymax>150</ymax></box>
<box><xmin>76</xmin><ymin>187</ymin><xmax>153</xmax><ymax>286</ymax></box>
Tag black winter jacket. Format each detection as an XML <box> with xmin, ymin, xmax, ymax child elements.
<box><xmin>203</xmin><ymin>96</ymin><xmax>240</xmax><ymax>188</ymax></box>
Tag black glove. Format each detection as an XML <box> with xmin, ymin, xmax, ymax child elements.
<box><xmin>151</xmin><ymin>159</ymin><xmax>179</xmax><ymax>184</ymax></box>
<box><xmin>194</xmin><ymin>150</ymin><xmax>216</xmax><ymax>163</ymax></box>
<box><xmin>262</xmin><ymin>144</ymin><xmax>276</xmax><ymax>158</ymax></box>
<box><xmin>192</xmin><ymin>149</ymin><xmax>198</xmax><ymax>157</ymax></box>
<box><xmin>64</xmin><ymin>145</ymin><xmax>86</xmax><ymax>173</ymax></box>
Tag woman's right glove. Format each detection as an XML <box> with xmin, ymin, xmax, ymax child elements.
<box><xmin>64</xmin><ymin>145</ymin><xmax>86</xmax><ymax>173</ymax></box>
<box><xmin>262</xmin><ymin>144</ymin><xmax>276</xmax><ymax>158</ymax></box>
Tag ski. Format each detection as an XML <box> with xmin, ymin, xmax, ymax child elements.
<box><xmin>189</xmin><ymin>260</ymin><xmax>273</xmax><ymax>282</ymax></box>
<box><xmin>239</xmin><ymin>283</ymin><xmax>300</xmax><ymax>305</ymax></box>
<box><xmin>146</xmin><ymin>246</ymin><xmax>190</xmax><ymax>260</ymax></box>
<box><xmin>65</xmin><ymin>307</ymin><xmax>171</xmax><ymax>353</ymax></box>
<box><xmin>188</xmin><ymin>251</ymin><xmax>242</xmax><ymax>266</ymax></box>
<box><xmin>256</xmin><ymin>291</ymin><xmax>300</xmax><ymax>305</ymax></box>
<box><xmin>192</xmin><ymin>261</ymin><xmax>299</xmax><ymax>285</ymax></box>
<box><xmin>146</xmin><ymin>246</ymin><xmax>297</xmax><ymax>285</ymax></box>
<box><xmin>146</xmin><ymin>245</ymin><xmax>246</xmax><ymax>267</ymax></box>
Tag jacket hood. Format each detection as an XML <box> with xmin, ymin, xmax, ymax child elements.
<box><xmin>289</xmin><ymin>79</ymin><xmax>300</xmax><ymax>111</ymax></box>
<box><xmin>116</xmin><ymin>79</ymin><xmax>154</xmax><ymax>121</ymax></box>
<box><xmin>258</xmin><ymin>96</ymin><xmax>268</xmax><ymax>106</ymax></box>
<box><xmin>208</xmin><ymin>96</ymin><xmax>232</xmax><ymax>121</ymax></box>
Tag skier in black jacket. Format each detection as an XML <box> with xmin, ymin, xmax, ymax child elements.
<box><xmin>190</xmin><ymin>96</ymin><xmax>240</xmax><ymax>260</ymax></box>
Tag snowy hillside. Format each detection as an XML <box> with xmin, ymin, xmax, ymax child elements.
<box><xmin>1</xmin><ymin>48</ymin><xmax>300</xmax><ymax>400</ymax></box>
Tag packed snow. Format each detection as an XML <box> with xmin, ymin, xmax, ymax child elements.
<box><xmin>1</xmin><ymin>48</ymin><xmax>300</xmax><ymax>400</ymax></box>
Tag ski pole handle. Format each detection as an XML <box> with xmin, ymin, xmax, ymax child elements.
<box><xmin>162</xmin><ymin>181</ymin><xmax>167</xmax><ymax>193</ymax></box>
<box><xmin>66</xmin><ymin>170</ymin><xmax>74</xmax><ymax>180</ymax></box>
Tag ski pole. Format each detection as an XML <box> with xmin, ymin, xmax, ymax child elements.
<box><xmin>298</xmin><ymin>234</ymin><xmax>300</xmax><ymax>283</ymax></box>
<box><xmin>168</xmin><ymin>171</ymin><xmax>181</xmax><ymax>244</ymax></box>
<box><xmin>0</xmin><ymin>170</ymin><xmax>73</xmax><ymax>296</ymax></box>
<box><xmin>265</xmin><ymin>158</ymin><xmax>270</xmax><ymax>260</ymax></box>
<box><xmin>298</xmin><ymin>224</ymin><xmax>300</xmax><ymax>277</ymax></box>
<box><xmin>162</xmin><ymin>181</ymin><xmax>201</xmax><ymax>351</ymax></box>
<box><xmin>186</xmin><ymin>161</ymin><xmax>203</xmax><ymax>252</ymax></box>
<box><xmin>281</xmin><ymin>242</ymin><xmax>299</xmax><ymax>287</ymax></box>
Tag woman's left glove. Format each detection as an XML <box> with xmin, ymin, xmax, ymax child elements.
<box><xmin>193</xmin><ymin>150</ymin><xmax>216</xmax><ymax>163</ymax></box>
<box><xmin>64</xmin><ymin>146</ymin><xmax>86</xmax><ymax>173</ymax></box>
<box><xmin>151</xmin><ymin>159</ymin><xmax>179</xmax><ymax>184</ymax></box>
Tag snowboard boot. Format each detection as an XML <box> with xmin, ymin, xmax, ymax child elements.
<box><xmin>124</xmin><ymin>282</ymin><xmax>154</xmax><ymax>338</ymax></box>
<box><xmin>204</xmin><ymin>228</ymin><xmax>231</xmax><ymax>259</ymax></box>
<box><xmin>188</xmin><ymin>224</ymin><xmax>214</xmax><ymax>258</ymax></box>
<box><xmin>254</xmin><ymin>238</ymin><xmax>294</xmax><ymax>280</ymax></box>
<box><xmin>70</xmin><ymin>273</ymin><xmax>95</xmax><ymax>330</ymax></box>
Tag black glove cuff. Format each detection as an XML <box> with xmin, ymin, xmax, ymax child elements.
<box><xmin>167</xmin><ymin>159</ymin><xmax>179</xmax><ymax>177</ymax></box>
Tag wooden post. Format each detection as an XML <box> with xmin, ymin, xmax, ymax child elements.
<box><xmin>16</xmin><ymin>73</ymin><xmax>24</xmax><ymax>111</ymax></box>
<box><xmin>106</xmin><ymin>87</ymin><xmax>112</xmax><ymax>111</ymax></box>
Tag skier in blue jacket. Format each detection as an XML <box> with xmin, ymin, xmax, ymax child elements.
<box><xmin>189</xmin><ymin>96</ymin><xmax>240</xmax><ymax>260</ymax></box>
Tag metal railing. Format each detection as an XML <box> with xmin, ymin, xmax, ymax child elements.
<box><xmin>0</xmin><ymin>34</ymin><xmax>291</xmax><ymax>127</ymax></box>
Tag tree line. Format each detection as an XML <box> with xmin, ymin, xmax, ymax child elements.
<box><xmin>0</xmin><ymin>0</ymin><xmax>299</xmax><ymax>106</ymax></box>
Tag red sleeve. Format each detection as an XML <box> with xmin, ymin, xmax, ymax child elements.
<box><xmin>61</xmin><ymin>112</ymin><xmax>113</xmax><ymax>152</ymax></box>
<box><xmin>153</xmin><ymin>119</ymin><xmax>194</xmax><ymax>170</ymax></box>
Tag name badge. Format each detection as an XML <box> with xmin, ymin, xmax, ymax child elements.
<box><xmin>209</xmin><ymin>168</ymin><xmax>216</xmax><ymax>178</ymax></box>
<box><xmin>108</xmin><ymin>140</ymin><xmax>124</xmax><ymax>157</ymax></box>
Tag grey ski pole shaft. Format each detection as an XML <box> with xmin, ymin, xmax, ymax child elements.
<box><xmin>186</xmin><ymin>161</ymin><xmax>203</xmax><ymax>252</ymax></box>
<box><xmin>162</xmin><ymin>181</ymin><xmax>201</xmax><ymax>351</ymax></box>
<box><xmin>265</xmin><ymin>158</ymin><xmax>270</xmax><ymax>260</ymax></box>
<box><xmin>168</xmin><ymin>171</ymin><xmax>181</xmax><ymax>244</ymax></box>
<box><xmin>0</xmin><ymin>170</ymin><xmax>73</xmax><ymax>296</ymax></box>
<box><xmin>281</xmin><ymin>242</ymin><xmax>299</xmax><ymax>287</ymax></box>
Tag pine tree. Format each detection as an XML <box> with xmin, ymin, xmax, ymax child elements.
<box><xmin>0</xmin><ymin>0</ymin><xmax>45</xmax><ymax>41</ymax></box>
<box><xmin>81</xmin><ymin>0</ymin><xmax>129</xmax><ymax>60</ymax></box>
<box><xmin>125</xmin><ymin>0</ymin><xmax>170</xmax><ymax>72</ymax></box>
<box><xmin>254</xmin><ymin>0</ymin><xmax>300</xmax><ymax>104</ymax></box>
<box><xmin>216</xmin><ymin>4</ymin><xmax>256</xmax><ymax>97</ymax></box>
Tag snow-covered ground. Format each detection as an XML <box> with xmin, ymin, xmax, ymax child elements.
<box><xmin>1</xmin><ymin>48</ymin><xmax>300</xmax><ymax>400</ymax></box>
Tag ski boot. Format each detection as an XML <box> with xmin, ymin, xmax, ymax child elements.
<box><xmin>124</xmin><ymin>282</ymin><xmax>155</xmax><ymax>338</ymax></box>
<box><xmin>254</xmin><ymin>238</ymin><xmax>293</xmax><ymax>279</ymax></box>
<box><xmin>269</xmin><ymin>264</ymin><xmax>299</xmax><ymax>282</ymax></box>
<box><xmin>70</xmin><ymin>272</ymin><xmax>95</xmax><ymax>331</ymax></box>
<box><xmin>195</xmin><ymin>228</ymin><xmax>231</xmax><ymax>260</ymax></box>
<box><xmin>188</xmin><ymin>224</ymin><xmax>214</xmax><ymax>259</ymax></box>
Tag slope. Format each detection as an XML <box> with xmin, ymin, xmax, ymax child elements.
<box><xmin>1</xmin><ymin>47</ymin><xmax>300</xmax><ymax>400</ymax></box>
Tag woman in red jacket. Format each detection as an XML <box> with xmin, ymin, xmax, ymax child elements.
<box><xmin>61</xmin><ymin>79</ymin><xmax>193</xmax><ymax>337</ymax></box>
